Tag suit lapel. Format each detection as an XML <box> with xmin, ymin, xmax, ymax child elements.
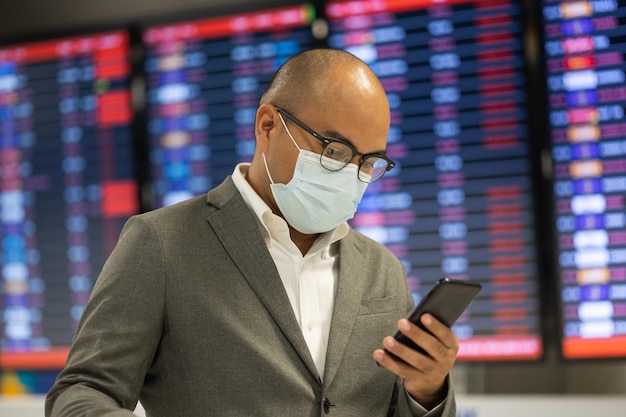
<box><xmin>323</xmin><ymin>232</ymin><xmax>368</xmax><ymax>386</ymax></box>
<box><xmin>205</xmin><ymin>179</ymin><xmax>321</xmax><ymax>383</ymax></box>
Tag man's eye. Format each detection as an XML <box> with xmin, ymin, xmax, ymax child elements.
<box><xmin>324</xmin><ymin>145</ymin><xmax>351</xmax><ymax>162</ymax></box>
<box><xmin>361</xmin><ymin>160</ymin><xmax>374</xmax><ymax>171</ymax></box>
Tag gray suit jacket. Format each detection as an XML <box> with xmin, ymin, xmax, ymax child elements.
<box><xmin>45</xmin><ymin>178</ymin><xmax>456</xmax><ymax>417</ymax></box>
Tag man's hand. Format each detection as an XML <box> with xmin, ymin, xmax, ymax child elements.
<box><xmin>373</xmin><ymin>314</ymin><xmax>458</xmax><ymax>409</ymax></box>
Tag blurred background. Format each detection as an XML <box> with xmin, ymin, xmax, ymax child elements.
<box><xmin>1</xmin><ymin>0</ymin><xmax>625</xmax><ymax>416</ymax></box>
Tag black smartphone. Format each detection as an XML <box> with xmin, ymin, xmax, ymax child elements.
<box><xmin>387</xmin><ymin>277</ymin><xmax>482</xmax><ymax>361</ymax></box>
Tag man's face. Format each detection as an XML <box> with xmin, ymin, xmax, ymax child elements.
<box><xmin>268</xmin><ymin>67</ymin><xmax>391</xmax><ymax>186</ymax></box>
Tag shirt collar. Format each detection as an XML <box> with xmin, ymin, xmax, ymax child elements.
<box><xmin>231</xmin><ymin>163</ymin><xmax>349</xmax><ymax>252</ymax></box>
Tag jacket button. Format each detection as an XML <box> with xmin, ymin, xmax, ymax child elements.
<box><xmin>323</xmin><ymin>397</ymin><xmax>332</xmax><ymax>413</ymax></box>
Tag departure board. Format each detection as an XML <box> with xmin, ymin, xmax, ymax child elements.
<box><xmin>0</xmin><ymin>31</ymin><xmax>139</xmax><ymax>369</ymax></box>
<box><xmin>542</xmin><ymin>0</ymin><xmax>626</xmax><ymax>359</ymax></box>
<box><xmin>326</xmin><ymin>0</ymin><xmax>543</xmax><ymax>360</ymax></box>
<box><xmin>143</xmin><ymin>4</ymin><xmax>316</xmax><ymax>209</ymax></box>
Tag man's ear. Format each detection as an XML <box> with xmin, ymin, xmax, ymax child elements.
<box><xmin>255</xmin><ymin>103</ymin><xmax>276</xmax><ymax>152</ymax></box>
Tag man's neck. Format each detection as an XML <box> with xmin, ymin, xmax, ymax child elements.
<box><xmin>289</xmin><ymin>228</ymin><xmax>321</xmax><ymax>256</ymax></box>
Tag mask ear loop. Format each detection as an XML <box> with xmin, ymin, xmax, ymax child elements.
<box><xmin>263</xmin><ymin>111</ymin><xmax>303</xmax><ymax>185</ymax></box>
<box><xmin>261</xmin><ymin>152</ymin><xmax>275</xmax><ymax>185</ymax></box>
<box><xmin>277</xmin><ymin>112</ymin><xmax>301</xmax><ymax>151</ymax></box>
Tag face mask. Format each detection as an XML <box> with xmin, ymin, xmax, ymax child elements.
<box><xmin>262</xmin><ymin>113</ymin><xmax>368</xmax><ymax>234</ymax></box>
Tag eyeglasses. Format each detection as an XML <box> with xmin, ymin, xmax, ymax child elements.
<box><xmin>274</xmin><ymin>107</ymin><xmax>396</xmax><ymax>183</ymax></box>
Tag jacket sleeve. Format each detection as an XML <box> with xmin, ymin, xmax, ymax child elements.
<box><xmin>45</xmin><ymin>215</ymin><xmax>166</xmax><ymax>417</ymax></box>
<box><xmin>394</xmin><ymin>376</ymin><xmax>456</xmax><ymax>417</ymax></box>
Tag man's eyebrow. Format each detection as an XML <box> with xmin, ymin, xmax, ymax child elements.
<box><xmin>323</xmin><ymin>129</ymin><xmax>388</xmax><ymax>155</ymax></box>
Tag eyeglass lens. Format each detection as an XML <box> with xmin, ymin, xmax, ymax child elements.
<box><xmin>320</xmin><ymin>141</ymin><xmax>389</xmax><ymax>183</ymax></box>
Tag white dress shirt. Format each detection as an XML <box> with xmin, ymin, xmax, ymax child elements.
<box><xmin>232</xmin><ymin>163</ymin><xmax>347</xmax><ymax>377</ymax></box>
<box><xmin>231</xmin><ymin>163</ymin><xmax>443</xmax><ymax>416</ymax></box>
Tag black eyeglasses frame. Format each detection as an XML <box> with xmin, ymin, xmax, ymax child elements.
<box><xmin>274</xmin><ymin>106</ymin><xmax>396</xmax><ymax>183</ymax></box>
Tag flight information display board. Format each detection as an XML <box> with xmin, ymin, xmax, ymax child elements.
<box><xmin>142</xmin><ymin>4</ymin><xmax>316</xmax><ymax>209</ymax></box>
<box><xmin>326</xmin><ymin>0</ymin><xmax>543</xmax><ymax>360</ymax></box>
<box><xmin>542</xmin><ymin>0</ymin><xmax>626</xmax><ymax>359</ymax></box>
<box><xmin>0</xmin><ymin>31</ymin><xmax>139</xmax><ymax>369</ymax></box>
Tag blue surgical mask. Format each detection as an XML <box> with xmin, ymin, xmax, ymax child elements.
<box><xmin>262</xmin><ymin>113</ymin><xmax>368</xmax><ymax>234</ymax></box>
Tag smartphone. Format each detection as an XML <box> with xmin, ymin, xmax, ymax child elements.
<box><xmin>387</xmin><ymin>277</ymin><xmax>482</xmax><ymax>361</ymax></box>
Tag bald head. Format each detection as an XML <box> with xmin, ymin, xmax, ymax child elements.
<box><xmin>260</xmin><ymin>49</ymin><xmax>385</xmax><ymax>114</ymax></box>
<box><xmin>248</xmin><ymin>49</ymin><xmax>391</xmax><ymax>238</ymax></box>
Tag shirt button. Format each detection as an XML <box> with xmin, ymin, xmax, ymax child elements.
<box><xmin>307</xmin><ymin>322</ymin><xmax>314</xmax><ymax>330</ymax></box>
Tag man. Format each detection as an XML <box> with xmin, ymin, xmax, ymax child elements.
<box><xmin>46</xmin><ymin>49</ymin><xmax>458</xmax><ymax>417</ymax></box>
